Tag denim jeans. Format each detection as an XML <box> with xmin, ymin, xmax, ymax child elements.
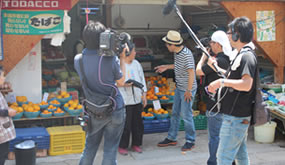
<box><xmin>217</xmin><ymin>114</ymin><xmax>251</xmax><ymax>165</ymax></box>
<box><xmin>79</xmin><ymin>108</ymin><xmax>126</xmax><ymax>165</ymax></box>
<box><xmin>206</xmin><ymin>111</ymin><xmax>223</xmax><ymax>165</ymax></box>
<box><xmin>168</xmin><ymin>88</ymin><xmax>197</xmax><ymax>143</ymax></box>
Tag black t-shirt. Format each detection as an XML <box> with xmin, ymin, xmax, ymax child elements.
<box><xmin>202</xmin><ymin>52</ymin><xmax>230</xmax><ymax>112</ymax></box>
<box><xmin>221</xmin><ymin>50</ymin><xmax>257</xmax><ymax>117</ymax></box>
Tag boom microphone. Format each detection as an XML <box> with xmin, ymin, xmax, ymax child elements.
<box><xmin>163</xmin><ymin>0</ymin><xmax>177</xmax><ymax>15</ymax></box>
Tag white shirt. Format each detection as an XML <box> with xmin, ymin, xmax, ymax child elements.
<box><xmin>118</xmin><ymin>59</ymin><xmax>147</xmax><ymax>105</ymax></box>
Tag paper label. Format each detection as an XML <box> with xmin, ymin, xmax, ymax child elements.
<box><xmin>61</xmin><ymin>82</ymin><xmax>67</xmax><ymax>92</ymax></box>
<box><xmin>9</xmin><ymin>93</ymin><xmax>17</xmax><ymax>103</ymax></box>
<box><xmin>42</xmin><ymin>92</ymin><xmax>49</xmax><ymax>102</ymax></box>
<box><xmin>153</xmin><ymin>100</ymin><xmax>161</xmax><ymax>110</ymax></box>
<box><xmin>154</xmin><ymin>86</ymin><xmax>159</xmax><ymax>94</ymax></box>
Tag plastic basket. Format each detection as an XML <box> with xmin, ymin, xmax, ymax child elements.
<box><xmin>48</xmin><ymin>102</ymin><xmax>61</xmax><ymax>108</ymax></box>
<box><xmin>56</xmin><ymin>96</ymin><xmax>72</xmax><ymax>104</ymax></box>
<box><xmin>143</xmin><ymin>118</ymin><xmax>170</xmax><ymax>134</ymax></box>
<box><xmin>12</xmin><ymin>112</ymin><xmax>24</xmax><ymax>120</ymax></box>
<box><xmin>24</xmin><ymin>111</ymin><xmax>40</xmax><ymax>119</ymax></box>
<box><xmin>39</xmin><ymin>104</ymin><xmax>49</xmax><ymax>110</ymax></box>
<box><xmin>194</xmin><ymin>115</ymin><xmax>207</xmax><ymax>130</ymax></box>
<box><xmin>17</xmin><ymin>101</ymin><xmax>28</xmax><ymax>107</ymax></box>
<box><xmin>9</xmin><ymin>127</ymin><xmax>50</xmax><ymax>152</ymax></box>
<box><xmin>47</xmin><ymin>108</ymin><xmax>57</xmax><ymax>113</ymax></box>
<box><xmin>40</xmin><ymin>113</ymin><xmax>52</xmax><ymax>118</ymax></box>
<box><xmin>66</xmin><ymin>108</ymin><xmax>83</xmax><ymax>116</ymax></box>
<box><xmin>179</xmin><ymin>115</ymin><xmax>207</xmax><ymax>131</ymax></box>
<box><xmin>154</xmin><ymin>113</ymin><xmax>169</xmax><ymax>119</ymax></box>
<box><xmin>143</xmin><ymin>116</ymin><xmax>155</xmax><ymax>120</ymax></box>
<box><xmin>46</xmin><ymin>125</ymin><xmax>85</xmax><ymax>156</ymax></box>
<box><xmin>53</xmin><ymin>111</ymin><xmax>66</xmax><ymax>117</ymax></box>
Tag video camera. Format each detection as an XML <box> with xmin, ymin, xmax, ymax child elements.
<box><xmin>99</xmin><ymin>29</ymin><xmax>133</xmax><ymax>56</ymax></box>
<box><xmin>195</xmin><ymin>37</ymin><xmax>214</xmax><ymax>56</ymax></box>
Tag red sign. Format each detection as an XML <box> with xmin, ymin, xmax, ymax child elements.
<box><xmin>1</xmin><ymin>0</ymin><xmax>71</xmax><ymax>10</ymax></box>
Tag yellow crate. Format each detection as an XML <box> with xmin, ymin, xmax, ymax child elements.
<box><xmin>47</xmin><ymin>125</ymin><xmax>85</xmax><ymax>156</ymax></box>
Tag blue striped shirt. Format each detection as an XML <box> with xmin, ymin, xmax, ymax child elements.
<box><xmin>174</xmin><ymin>46</ymin><xmax>197</xmax><ymax>91</ymax></box>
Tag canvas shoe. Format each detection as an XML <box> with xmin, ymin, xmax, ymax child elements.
<box><xmin>118</xmin><ymin>147</ymin><xmax>128</xmax><ymax>155</ymax></box>
<box><xmin>181</xmin><ymin>142</ymin><xmax>195</xmax><ymax>151</ymax></box>
<box><xmin>157</xmin><ymin>138</ymin><xmax>177</xmax><ymax>147</ymax></box>
<box><xmin>132</xmin><ymin>146</ymin><xmax>142</xmax><ymax>153</ymax></box>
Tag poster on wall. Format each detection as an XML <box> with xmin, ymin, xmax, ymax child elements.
<box><xmin>1</xmin><ymin>0</ymin><xmax>71</xmax><ymax>10</ymax></box>
<box><xmin>2</xmin><ymin>10</ymin><xmax>64</xmax><ymax>35</ymax></box>
<box><xmin>256</xmin><ymin>10</ymin><xmax>276</xmax><ymax>42</ymax></box>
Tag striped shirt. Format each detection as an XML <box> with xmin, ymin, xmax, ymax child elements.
<box><xmin>0</xmin><ymin>93</ymin><xmax>16</xmax><ymax>144</ymax></box>
<box><xmin>174</xmin><ymin>46</ymin><xmax>197</xmax><ymax>91</ymax></box>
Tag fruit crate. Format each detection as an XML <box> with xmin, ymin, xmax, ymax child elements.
<box><xmin>9</xmin><ymin>127</ymin><xmax>50</xmax><ymax>152</ymax></box>
<box><xmin>179</xmin><ymin>115</ymin><xmax>207</xmax><ymax>131</ymax></box>
<box><xmin>143</xmin><ymin>118</ymin><xmax>170</xmax><ymax>134</ymax></box>
<box><xmin>46</xmin><ymin>125</ymin><xmax>85</xmax><ymax>156</ymax></box>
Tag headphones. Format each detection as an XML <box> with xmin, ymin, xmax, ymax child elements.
<box><xmin>231</xmin><ymin>25</ymin><xmax>239</xmax><ymax>42</ymax></box>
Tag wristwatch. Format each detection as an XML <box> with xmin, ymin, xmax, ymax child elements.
<box><xmin>220</xmin><ymin>79</ymin><xmax>225</xmax><ymax>87</ymax></box>
<box><xmin>186</xmin><ymin>89</ymin><xmax>191</xmax><ymax>92</ymax></box>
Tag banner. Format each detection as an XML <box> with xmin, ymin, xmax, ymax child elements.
<box><xmin>1</xmin><ymin>0</ymin><xmax>71</xmax><ymax>10</ymax></box>
<box><xmin>2</xmin><ymin>10</ymin><xmax>64</xmax><ymax>35</ymax></box>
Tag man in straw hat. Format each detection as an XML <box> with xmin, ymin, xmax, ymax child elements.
<box><xmin>155</xmin><ymin>30</ymin><xmax>197</xmax><ymax>151</ymax></box>
<box><xmin>196</xmin><ymin>30</ymin><xmax>231</xmax><ymax>165</ymax></box>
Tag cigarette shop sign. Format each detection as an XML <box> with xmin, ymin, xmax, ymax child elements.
<box><xmin>1</xmin><ymin>0</ymin><xmax>71</xmax><ymax>10</ymax></box>
<box><xmin>2</xmin><ymin>10</ymin><xmax>64</xmax><ymax>35</ymax></box>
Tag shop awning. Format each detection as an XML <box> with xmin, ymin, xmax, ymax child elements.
<box><xmin>111</xmin><ymin>0</ymin><xmax>208</xmax><ymax>6</ymax></box>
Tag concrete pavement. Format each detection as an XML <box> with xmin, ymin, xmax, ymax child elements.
<box><xmin>5</xmin><ymin>127</ymin><xmax>285</xmax><ymax>165</ymax></box>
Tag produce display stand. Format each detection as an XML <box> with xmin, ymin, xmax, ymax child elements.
<box><xmin>270</xmin><ymin>109</ymin><xmax>285</xmax><ymax>134</ymax></box>
<box><xmin>13</xmin><ymin>114</ymin><xmax>81</xmax><ymax>128</ymax></box>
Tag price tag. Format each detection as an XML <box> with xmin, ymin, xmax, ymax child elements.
<box><xmin>9</xmin><ymin>93</ymin><xmax>16</xmax><ymax>103</ymax></box>
<box><xmin>154</xmin><ymin>86</ymin><xmax>159</xmax><ymax>94</ymax></box>
<box><xmin>153</xmin><ymin>100</ymin><xmax>161</xmax><ymax>110</ymax></box>
<box><xmin>42</xmin><ymin>92</ymin><xmax>49</xmax><ymax>102</ymax></box>
<box><xmin>61</xmin><ymin>82</ymin><xmax>67</xmax><ymax>92</ymax></box>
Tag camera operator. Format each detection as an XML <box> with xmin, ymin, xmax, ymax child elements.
<box><xmin>74</xmin><ymin>21</ymin><xmax>126</xmax><ymax>165</ymax></box>
<box><xmin>196</xmin><ymin>31</ymin><xmax>231</xmax><ymax>165</ymax></box>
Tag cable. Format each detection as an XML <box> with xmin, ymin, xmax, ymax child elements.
<box><xmin>98</xmin><ymin>55</ymin><xmax>118</xmax><ymax>110</ymax></box>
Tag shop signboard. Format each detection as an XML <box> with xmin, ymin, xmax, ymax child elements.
<box><xmin>1</xmin><ymin>0</ymin><xmax>71</xmax><ymax>10</ymax></box>
<box><xmin>2</xmin><ymin>10</ymin><xmax>64</xmax><ymax>35</ymax></box>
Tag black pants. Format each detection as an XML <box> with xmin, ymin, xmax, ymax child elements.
<box><xmin>0</xmin><ymin>141</ymin><xmax>9</xmax><ymax>165</ymax></box>
<box><xmin>119</xmin><ymin>103</ymin><xmax>144</xmax><ymax>148</ymax></box>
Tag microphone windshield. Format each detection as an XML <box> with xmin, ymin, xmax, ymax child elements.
<box><xmin>163</xmin><ymin>0</ymin><xmax>177</xmax><ymax>15</ymax></box>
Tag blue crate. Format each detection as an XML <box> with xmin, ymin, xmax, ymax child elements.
<box><xmin>9</xmin><ymin>127</ymin><xmax>50</xmax><ymax>151</ymax></box>
<box><xmin>143</xmin><ymin>118</ymin><xmax>170</xmax><ymax>134</ymax></box>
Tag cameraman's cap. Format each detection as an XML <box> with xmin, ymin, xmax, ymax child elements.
<box><xmin>162</xmin><ymin>30</ymin><xmax>183</xmax><ymax>45</ymax></box>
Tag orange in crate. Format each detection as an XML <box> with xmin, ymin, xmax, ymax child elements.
<box><xmin>46</xmin><ymin>125</ymin><xmax>85</xmax><ymax>156</ymax></box>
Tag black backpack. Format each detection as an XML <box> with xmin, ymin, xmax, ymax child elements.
<box><xmin>78</xmin><ymin>54</ymin><xmax>115</xmax><ymax>119</ymax></box>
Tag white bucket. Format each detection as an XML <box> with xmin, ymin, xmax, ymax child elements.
<box><xmin>254</xmin><ymin>121</ymin><xmax>277</xmax><ymax>143</ymax></box>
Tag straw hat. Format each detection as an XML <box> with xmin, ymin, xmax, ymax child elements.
<box><xmin>162</xmin><ymin>30</ymin><xmax>183</xmax><ymax>45</ymax></box>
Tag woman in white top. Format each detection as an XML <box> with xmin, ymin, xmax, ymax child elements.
<box><xmin>117</xmin><ymin>44</ymin><xmax>147</xmax><ymax>155</ymax></box>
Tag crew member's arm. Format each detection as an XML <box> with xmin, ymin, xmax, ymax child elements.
<box><xmin>196</xmin><ymin>53</ymin><xmax>208</xmax><ymax>76</ymax></box>
<box><xmin>208</xmin><ymin>74</ymin><xmax>253</xmax><ymax>93</ymax></box>
<box><xmin>184</xmin><ymin>68</ymin><xmax>194</xmax><ymax>103</ymax></box>
<box><xmin>154</xmin><ymin>64</ymin><xmax>174</xmax><ymax>73</ymax></box>
<box><xmin>207</xmin><ymin>57</ymin><xmax>227</xmax><ymax>74</ymax></box>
